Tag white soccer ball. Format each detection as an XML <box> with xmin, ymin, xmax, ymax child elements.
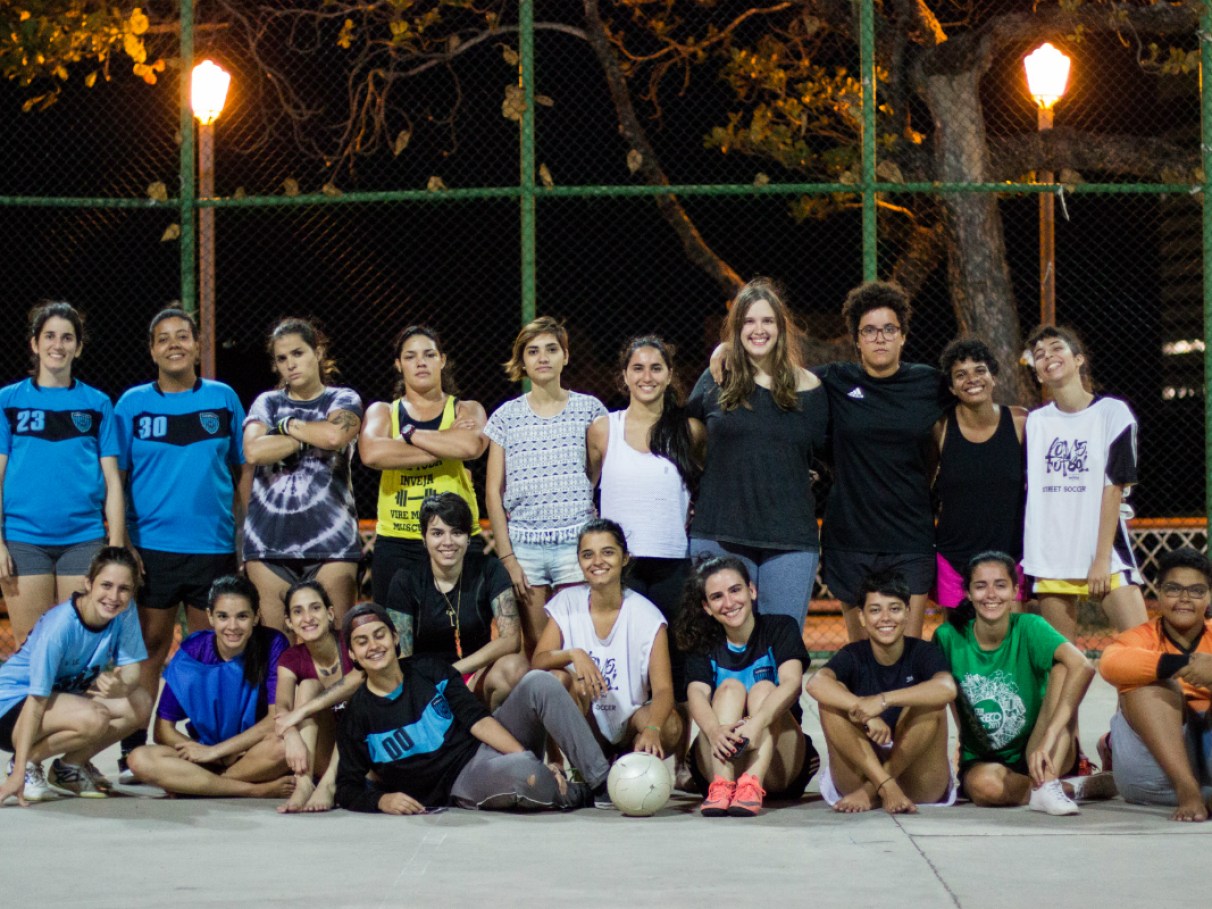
<box><xmin>606</xmin><ymin>752</ymin><xmax>672</xmax><ymax>817</ymax></box>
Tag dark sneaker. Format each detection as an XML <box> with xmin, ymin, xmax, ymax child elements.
<box><xmin>700</xmin><ymin>776</ymin><xmax>735</xmax><ymax>817</ymax></box>
<box><xmin>49</xmin><ymin>759</ymin><xmax>107</xmax><ymax>798</ymax></box>
<box><xmin>727</xmin><ymin>773</ymin><xmax>766</xmax><ymax>817</ymax></box>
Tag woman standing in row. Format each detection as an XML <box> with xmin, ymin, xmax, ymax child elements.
<box><xmin>484</xmin><ymin>317</ymin><xmax>605</xmax><ymax>652</ymax></box>
<box><xmin>0</xmin><ymin>301</ymin><xmax>124</xmax><ymax>646</ymax></box>
<box><xmin>360</xmin><ymin>326</ymin><xmax>487</xmax><ymax>606</ymax></box>
<box><xmin>690</xmin><ymin>278</ymin><xmax>827</xmax><ymax>632</ymax></box>
<box><xmin>588</xmin><ymin>335</ymin><xmax>703</xmax><ymax>691</ymax></box>
<box><xmin>243</xmin><ymin>318</ymin><xmax>363</xmax><ymax>631</ymax></box>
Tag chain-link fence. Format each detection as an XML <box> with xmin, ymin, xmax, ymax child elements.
<box><xmin>0</xmin><ymin>1</ymin><xmax>1208</xmax><ymax>657</ymax></box>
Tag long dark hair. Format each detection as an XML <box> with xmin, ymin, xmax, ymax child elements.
<box><xmin>285</xmin><ymin>579</ymin><xmax>337</xmax><ymax>636</ymax></box>
<box><xmin>207</xmin><ymin>575</ymin><xmax>275</xmax><ymax>689</ymax></box>
<box><xmin>674</xmin><ymin>555</ymin><xmax>753</xmax><ymax>654</ymax></box>
<box><xmin>618</xmin><ymin>335</ymin><xmax>699</xmax><ymax>486</ymax></box>
<box><xmin>946</xmin><ymin>551</ymin><xmax>1019</xmax><ymax>631</ymax></box>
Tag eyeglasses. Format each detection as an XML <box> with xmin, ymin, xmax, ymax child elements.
<box><xmin>859</xmin><ymin>324</ymin><xmax>902</xmax><ymax>341</ymax></box>
<box><xmin>1159</xmin><ymin>582</ymin><xmax>1210</xmax><ymax>600</ymax></box>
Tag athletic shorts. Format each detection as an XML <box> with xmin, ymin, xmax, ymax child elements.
<box><xmin>370</xmin><ymin>536</ymin><xmax>426</xmax><ymax>607</ymax></box>
<box><xmin>257</xmin><ymin>558</ymin><xmax>358</xmax><ymax>587</ymax></box>
<box><xmin>513</xmin><ymin>539</ymin><xmax>582</xmax><ymax>588</ymax></box>
<box><xmin>819</xmin><ymin>741</ymin><xmax>958</xmax><ymax>807</ymax></box>
<box><xmin>689</xmin><ymin>731</ymin><xmax>820</xmax><ymax>801</ymax></box>
<box><xmin>7</xmin><ymin>538</ymin><xmax>104</xmax><ymax>578</ymax></box>
<box><xmin>1033</xmin><ymin>573</ymin><xmax>1132</xmax><ymax>597</ymax></box>
<box><xmin>139</xmin><ymin>549</ymin><xmax>238</xmax><ymax>611</ymax></box>
<box><xmin>823</xmin><ymin>550</ymin><xmax>935</xmax><ymax>607</ymax></box>
<box><xmin>0</xmin><ymin>699</ymin><xmax>23</xmax><ymax>752</ymax></box>
<box><xmin>934</xmin><ymin>554</ymin><xmax>1026</xmax><ymax>608</ymax></box>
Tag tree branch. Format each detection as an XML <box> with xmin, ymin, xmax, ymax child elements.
<box><xmin>582</xmin><ymin>0</ymin><xmax>743</xmax><ymax>298</ymax></box>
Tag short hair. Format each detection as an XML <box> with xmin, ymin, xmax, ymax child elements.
<box><xmin>1024</xmin><ymin>324</ymin><xmax>1091</xmax><ymax>386</ymax></box>
<box><xmin>148</xmin><ymin>307</ymin><xmax>198</xmax><ymax>344</ymax></box>
<box><xmin>1156</xmin><ymin>547</ymin><xmax>1211</xmax><ymax>586</ymax></box>
<box><xmin>857</xmin><ymin>570</ymin><xmax>910</xmax><ymax>606</ymax></box>
<box><xmin>939</xmin><ymin>337</ymin><xmax>1000</xmax><ymax>379</ymax></box>
<box><xmin>503</xmin><ymin>316</ymin><xmax>569</xmax><ymax>383</ymax></box>
<box><xmin>419</xmin><ymin>492</ymin><xmax>474</xmax><ymax>537</ymax></box>
<box><xmin>840</xmin><ymin>281</ymin><xmax>911</xmax><ymax>340</ymax></box>
<box><xmin>343</xmin><ymin>602</ymin><xmax>395</xmax><ymax>641</ymax></box>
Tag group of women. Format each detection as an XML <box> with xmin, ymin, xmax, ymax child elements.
<box><xmin>0</xmin><ymin>274</ymin><xmax>1171</xmax><ymax>818</ymax></box>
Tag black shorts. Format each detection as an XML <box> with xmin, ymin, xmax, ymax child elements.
<box><xmin>258</xmin><ymin>557</ymin><xmax>358</xmax><ymax>587</ymax></box>
<box><xmin>822</xmin><ymin>550</ymin><xmax>935</xmax><ymax>607</ymax></box>
<box><xmin>688</xmin><ymin>731</ymin><xmax>820</xmax><ymax>801</ymax></box>
<box><xmin>0</xmin><ymin>699</ymin><xmax>24</xmax><ymax>752</ymax></box>
<box><xmin>370</xmin><ymin>536</ymin><xmax>427</xmax><ymax>607</ymax></box>
<box><xmin>140</xmin><ymin>549</ymin><xmax>238</xmax><ymax>611</ymax></box>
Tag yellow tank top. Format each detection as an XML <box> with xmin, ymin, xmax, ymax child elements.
<box><xmin>374</xmin><ymin>395</ymin><xmax>480</xmax><ymax>540</ymax></box>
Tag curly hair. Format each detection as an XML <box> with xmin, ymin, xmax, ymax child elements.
<box><xmin>673</xmin><ymin>555</ymin><xmax>753</xmax><ymax>654</ymax></box>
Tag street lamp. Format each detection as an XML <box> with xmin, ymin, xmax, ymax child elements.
<box><xmin>190</xmin><ymin>60</ymin><xmax>231</xmax><ymax>378</ymax></box>
<box><xmin>1023</xmin><ymin>42</ymin><xmax>1071</xmax><ymax>327</ymax></box>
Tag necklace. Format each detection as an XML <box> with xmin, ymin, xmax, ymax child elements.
<box><xmin>438</xmin><ymin>576</ymin><xmax>463</xmax><ymax>660</ymax></box>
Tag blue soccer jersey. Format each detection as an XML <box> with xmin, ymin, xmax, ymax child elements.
<box><xmin>116</xmin><ymin>379</ymin><xmax>245</xmax><ymax>554</ymax></box>
<box><xmin>0</xmin><ymin>378</ymin><xmax>119</xmax><ymax>545</ymax></box>
<box><xmin>0</xmin><ymin>597</ymin><xmax>147</xmax><ymax>717</ymax></box>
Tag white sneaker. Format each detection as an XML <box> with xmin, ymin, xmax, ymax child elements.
<box><xmin>7</xmin><ymin>759</ymin><xmax>55</xmax><ymax>802</ymax></box>
<box><xmin>1065</xmin><ymin>771</ymin><xmax>1117</xmax><ymax>802</ymax></box>
<box><xmin>1028</xmin><ymin>779</ymin><xmax>1079</xmax><ymax>816</ymax></box>
<box><xmin>49</xmin><ymin>758</ymin><xmax>108</xmax><ymax>798</ymax></box>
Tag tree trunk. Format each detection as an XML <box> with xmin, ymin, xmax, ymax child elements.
<box><xmin>923</xmin><ymin>68</ymin><xmax>1032</xmax><ymax>405</ymax></box>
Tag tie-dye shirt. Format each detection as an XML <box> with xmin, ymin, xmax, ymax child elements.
<box><xmin>242</xmin><ymin>386</ymin><xmax>363</xmax><ymax>561</ymax></box>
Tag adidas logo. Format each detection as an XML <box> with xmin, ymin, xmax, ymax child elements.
<box><xmin>847</xmin><ymin>387</ymin><xmax>865</xmax><ymax>400</ymax></box>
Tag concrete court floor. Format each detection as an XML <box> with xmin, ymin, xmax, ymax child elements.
<box><xmin>2</xmin><ymin>673</ymin><xmax>1209</xmax><ymax>909</ymax></box>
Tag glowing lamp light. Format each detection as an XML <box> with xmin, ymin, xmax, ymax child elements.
<box><xmin>1023</xmin><ymin>43</ymin><xmax>1071</xmax><ymax>110</ymax></box>
<box><xmin>191</xmin><ymin>60</ymin><xmax>231</xmax><ymax>126</ymax></box>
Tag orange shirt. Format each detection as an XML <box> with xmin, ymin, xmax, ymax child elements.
<box><xmin>1098</xmin><ymin>617</ymin><xmax>1212</xmax><ymax>712</ymax></box>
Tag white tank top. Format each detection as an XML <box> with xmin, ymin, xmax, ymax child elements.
<box><xmin>544</xmin><ymin>586</ymin><xmax>667</xmax><ymax>745</ymax></box>
<box><xmin>599</xmin><ymin>410</ymin><xmax>691</xmax><ymax>559</ymax></box>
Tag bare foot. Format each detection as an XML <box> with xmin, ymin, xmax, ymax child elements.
<box><xmin>250</xmin><ymin>775</ymin><xmax>296</xmax><ymax>799</ymax></box>
<box><xmin>1171</xmin><ymin>793</ymin><xmax>1208</xmax><ymax>822</ymax></box>
<box><xmin>302</xmin><ymin>778</ymin><xmax>336</xmax><ymax>813</ymax></box>
<box><xmin>834</xmin><ymin>786</ymin><xmax>876</xmax><ymax>813</ymax></box>
<box><xmin>878</xmin><ymin>779</ymin><xmax>918</xmax><ymax>815</ymax></box>
<box><xmin>277</xmin><ymin>774</ymin><xmax>315</xmax><ymax>813</ymax></box>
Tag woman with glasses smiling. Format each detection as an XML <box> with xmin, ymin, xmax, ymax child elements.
<box><xmin>1099</xmin><ymin>548</ymin><xmax>1212</xmax><ymax>821</ymax></box>
<box><xmin>816</xmin><ymin>282</ymin><xmax>950</xmax><ymax>642</ymax></box>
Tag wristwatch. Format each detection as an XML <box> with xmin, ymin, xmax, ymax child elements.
<box><xmin>400</xmin><ymin>423</ymin><xmax>417</xmax><ymax>444</ymax></box>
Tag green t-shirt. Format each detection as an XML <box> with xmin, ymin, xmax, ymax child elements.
<box><xmin>935</xmin><ymin>613</ymin><xmax>1067</xmax><ymax>766</ymax></box>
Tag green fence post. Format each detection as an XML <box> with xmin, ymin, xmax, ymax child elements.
<box><xmin>179</xmin><ymin>0</ymin><xmax>196</xmax><ymax>316</ymax></box>
<box><xmin>859</xmin><ymin>0</ymin><xmax>877</xmax><ymax>281</ymax></box>
<box><xmin>1202</xmin><ymin>8</ymin><xmax>1212</xmax><ymax>529</ymax></box>
<box><xmin>519</xmin><ymin>0</ymin><xmax>537</xmax><ymax>327</ymax></box>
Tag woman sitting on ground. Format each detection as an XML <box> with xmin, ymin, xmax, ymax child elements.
<box><xmin>335</xmin><ymin>603</ymin><xmax>611</xmax><ymax>813</ymax></box>
<box><xmin>807</xmin><ymin>570</ymin><xmax>956</xmax><ymax>814</ymax></box>
<box><xmin>532</xmin><ymin>519</ymin><xmax>681</xmax><ymax>760</ymax></box>
<box><xmin>126</xmin><ymin>575</ymin><xmax>293</xmax><ymax>799</ymax></box>
<box><xmin>386</xmin><ymin>492</ymin><xmax>528</xmax><ymax>710</ymax></box>
<box><xmin>934</xmin><ymin>551</ymin><xmax>1114</xmax><ymax>815</ymax></box>
<box><xmin>276</xmin><ymin>580</ymin><xmax>362</xmax><ymax>813</ymax></box>
<box><xmin>673</xmin><ymin>555</ymin><xmax>818</xmax><ymax>817</ymax></box>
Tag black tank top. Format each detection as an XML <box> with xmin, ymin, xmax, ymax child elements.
<box><xmin>935</xmin><ymin>406</ymin><xmax>1025</xmax><ymax>565</ymax></box>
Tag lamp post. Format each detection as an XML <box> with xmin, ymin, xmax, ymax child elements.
<box><xmin>190</xmin><ymin>60</ymin><xmax>231</xmax><ymax>378</ymax></box>
<box><xmin>1023</xmin><ymin>42</ymin><xmax>1071</xmax><ymax>327</ymax></box>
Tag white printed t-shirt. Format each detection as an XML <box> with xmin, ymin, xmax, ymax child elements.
<box><xmin>1022</xmin><ymin>395</ymin><xmax>1141</xmax><ymax>582</ymax></box>
<box><xmin>544</xmin><ymin>585</ymin><xmax>666</xmax><ymax>745</ymax></box>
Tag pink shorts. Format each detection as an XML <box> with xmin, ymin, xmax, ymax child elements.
<box><xmin>933</xmin><ymin>553</ymin><xmax>1026</xmax><ymax>608</ymax></box>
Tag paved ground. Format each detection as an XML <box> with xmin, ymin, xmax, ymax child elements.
<box><xmin>3</xmin><ymin>674</ymin><xmax>1207</xmax><ymax>908</ymax></box>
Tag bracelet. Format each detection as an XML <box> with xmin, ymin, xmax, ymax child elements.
<box><xmin>500</xmin><ymin>552</ymin><xmax>517</xmax><ymax>562</ymax></box>
<box><xmin>876</xmin><ymin>776</ymin><xmax>893</xmax><ymax>794</ymax></box>
<box><xmin>880</xmin><ymin>693</ymin><xmax>887</xmax><ymax>710</ymax></box>
<box><xmin>645</xmin><ymin>725</ymin><xmax>661</xmax><ymax>732</ymax></box>
<box><xmin>276</xmin><ymin>416</ymin><xmax>293</xmax><ymax>437</ymax></box>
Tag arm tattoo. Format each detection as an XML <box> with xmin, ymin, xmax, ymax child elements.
<box><xmin>492</xmin><ymin>590</ymin><xmax>520</xmax><ymax>640</ymax></box>
<box><xmin>328</xmin><ymin>410</ymin><xmax>359</xmax><ymax>432</ymax></box>
<box><xmin>389</xmin><ymin>611</ymin><xmax>414</xmax><ymax>658</ymax></box>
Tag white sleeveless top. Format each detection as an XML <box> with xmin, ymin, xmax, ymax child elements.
<box><xmin>544</xmin><ymin>585</ymin><xmax>667</xmax><ymax>745</ymax></box>
<box><xmin>599</xmin><ymin>410</ymin><xmax>691</xmax><ymax>559</ymax></box>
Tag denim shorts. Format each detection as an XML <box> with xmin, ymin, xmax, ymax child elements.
<box><xmin>513</xmin><ymin>539</ymin><xmax>582</xmax><ymax>588</ymax></box>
